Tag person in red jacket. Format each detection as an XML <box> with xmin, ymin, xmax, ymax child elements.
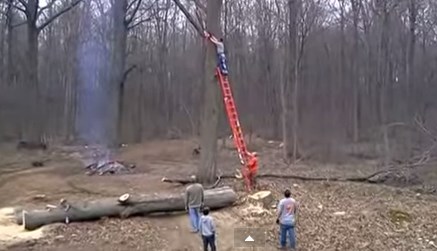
<box><xmin>244</xmin><ymin>152</ymin><xmax>258</xmax><ymax>190</ymax></box>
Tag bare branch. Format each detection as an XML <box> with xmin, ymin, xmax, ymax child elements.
<box><xmin>0</xmin><ymin>0</ymin><xmax>27</xmax><ymax>14</ymax></box>
<box><xmin>414</xmin><ymin>115</ymin><xmax>437</xmax><ymax>142</ymax></box>
<box><xmin>125</xmin><ymin>0</ymin><xmax>142</xmax><ymax>26</ymax></box>
<box><xmin>194</xmin><ymin>4</ymin><xmax>205</xmax><ymax>31</ymax></box>
<box><xmin>37</xmin><ymin>0</ymin><xmax>58</xmax><ymax>18</ymax></box>
<box><xmin>11</xmin><ymin>19</ymin><xmax>27</xmax><ymax>28</ymax></box>
<box><xmin>127</xmin><ymin>0</ymin><xmax>138</xmax><ymax>11</ymax></box>
<box><xmin>37</xmin><ymin>0</ymin><xmax>83</xmax><ymax>31</ymax></box>
<box><xmin>191</xmin><ymin>0</ymin><xmax>205</xmax><ymax>12</ymax></box>
<box><xmin>127</xmin><ymin>17</ymin><xmax>152</xmax><ymax>30</ymax></box>
<box><xmin>122</xmin><ymin>65</ymin><xmax>137</xmax><ymax>84</ymax></box>
<box><xmin>172</xmin><ymin>0</ymin><xmax>203</xmax><ymax>36</ymax></box>
<box><xmin>16</xmin><ymin>0</ymin><xmax>26</xmax><ymax>6</ymax></box>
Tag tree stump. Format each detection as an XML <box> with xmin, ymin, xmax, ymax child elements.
<box><xmin>247</xmin><ymin>191</ymin><xmax>274</xmax><ymax>209</ymax></box>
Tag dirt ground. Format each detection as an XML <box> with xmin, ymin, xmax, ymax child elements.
<box><xmin>1</xmin><ymin>138</ymin><xmax>437</xmax><ymax>251</ymax></box>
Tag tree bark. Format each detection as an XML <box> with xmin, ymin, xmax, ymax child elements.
<box><xmin>5</xmin><ymin>0</ymin><xmax>14</xmax><ymax>86</ymax></box>
<box><xmin>350</xmin><ymin>0</ymin><xmax>361</xmax><ymax>142</ymax></box>
<box><xmin>17</xmin><ymin>186</ymin><xmax>237</xmax><ymax>230</ymax></box>
<box><xmin>197</xmin><ymin>0</ymin><xmax>223</xmax><ymax>184</ymax></box>
<box><xmin>280</xmin><ymin>0</ymin><xmax>299</xmax><ymax>162</ymax></box>
<box><xmin>25</xmin><ymin>20</ymin><xmax>41</xmax><ymax>141</ymax></box>
<box><xmin>110</xmin><ymin>0</ymin><xmax>128</xmax><ymax>147</ymax></box>
<box><xmin>406</xmin><ymin>0</ymin><xmax>416</xmax><ymax>113</ymax></box>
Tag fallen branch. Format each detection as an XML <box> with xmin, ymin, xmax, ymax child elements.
<box><xmin>161</xmin><ymin>167</ymin><xmax>422</xmax><ymax>186</ymax></box>
<box><xmin>161</xmin><ymin>175</ymin><xmax>222</xmax><ymax>189</ymax></box>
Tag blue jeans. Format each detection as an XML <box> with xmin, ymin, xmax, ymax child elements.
<box><xmin>202</xmin><ymin>234</ymin><xmax>216</xmax><ymax>251</ymax></box>
<box><xmin>188</xmin><ymin>207</ymin><xmax>201</xmax><ymax>231</ymax></box>
<box><xmin>280</xmin><ymin>224</ymin><xmax>296</xmax><ymax>249</ymax></box>
<box><xmin>217</xmin><ymin>53</ymin><xmax>228</xmax><ymax>75</ymax></box>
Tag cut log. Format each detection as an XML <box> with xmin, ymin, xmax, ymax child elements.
<box><xmin>17</xmin><ymin>186</ymin><xmax>237</xmax><ymax>231</ymax></box>
<box><xmin>248</xmin><ymin>191</ymin><xmax>274</xmax><ymax>209</ymax></box>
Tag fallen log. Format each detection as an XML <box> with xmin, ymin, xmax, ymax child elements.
<box><xmin>161</xmin><ymin>169</ymin><xmax>413</xmax><ymax>186</ymax></box>
<box><xmin>17</xmin><ymin>186</ymin><xmax>237</xmax><ymax>231</ymax></box>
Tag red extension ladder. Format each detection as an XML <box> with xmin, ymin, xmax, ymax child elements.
<box><xmin>215</xmin><ymin>68</ymin><xmax>250</xmax><ymax>169</ymax></box>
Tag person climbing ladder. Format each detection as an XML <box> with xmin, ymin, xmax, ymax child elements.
<box><xmin>204</xmin><ymin>30</ymin><xmax>258</xmax><ymax>191</ymax></box>
<box><xmin>204</xmin><ymin>32</ymin><xmax>229</xmax><ymax>75</ymax></box>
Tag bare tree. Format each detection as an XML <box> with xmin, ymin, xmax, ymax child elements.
<box><xmin>0</xmin><ymin>0</ymin><xmax>436</xmax><ymax>166</ymax></box>
<box><xmin>172</xmin><ymin>0</ymin><xmax>223</xmax><ymax>184</ymax></box>
<box><xmin>0</xmin><ymin>0</ymin><xmax>83</xmax><ymax>141</ymax></box>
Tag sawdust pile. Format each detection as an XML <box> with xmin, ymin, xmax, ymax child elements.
<box><xmin>0</xmin><ymin>207</ymin><xmax>46</xmax><ymax>250</ymax></box>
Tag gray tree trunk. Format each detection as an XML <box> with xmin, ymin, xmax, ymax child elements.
<box><xmin>197</xmin><ymin>0</ymin><xmax>223</xmax><ymax>184</ymax></box>
<box><xmin>109</xmin><ymin>0</ymin><xmax>128</xmax><ymax>147</ymax></box>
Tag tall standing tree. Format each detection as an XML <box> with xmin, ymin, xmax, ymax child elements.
<box><xmin>108</xmin><ymin>0</ymin><xmax>145</xmax><ymax>146</ymax></box>
<box><xmin>1</xmin><ymin>0</ymin><xmax>83</xmax><ymax>141</ymax></box>
<box><xmin>280</xmin><ymin>0</ymin><xmax>299</xmax><ymax>162</ymax></box>
<box><xmin>173</xmin><ymin>0</ymin><xmax>223</xmax><ymax>184</ymax></box>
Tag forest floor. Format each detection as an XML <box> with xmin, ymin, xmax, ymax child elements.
<box><xmin>0</xmin><ymin>138</ymin><xmax>437</xmax><ymax>251</ymax></box>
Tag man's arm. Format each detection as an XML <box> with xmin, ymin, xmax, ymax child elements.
<box><xmin>209</xmin><ymin>35</ymin><xmax>219</xmax><ymax>45</ymax></box>
<box><xmin>199</xmin><ymin>217</ymin><xmax>203</xmax><ymax>234</ymax></box>
<box><xmin>276</xmin><ymin>200</ymin><xmax>283</xmax><ymax>223</ymax></box>
<box><xmin>294</xmin><ymin>201</ymin><xmax>299</xmax><ymax>221</ymax></box>
<box><xmin>184</xmin><ymin>188</ymin><xmax>190</xmax><ymax>210</ymax></box>
<box><xmin>201</xmin><ymin>188</ymin><xmax>204</xmax><ymax>206</ymax></box>
<box><xmin>277</xmin><ymin>200</ymin><xmax>283</xmax><ymax>217</ymax></box>
<box><xmin>211</xmin><ymin>218</ymin><xmax>216</xmax><ymax>234</ymax></box>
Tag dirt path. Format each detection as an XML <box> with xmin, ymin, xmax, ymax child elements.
<box><xmin>150</xmin><ymin>209</ymin><xmax>278</xmax><ymax>251</ymax></box>
<box><xmin>149</xmin><ymin>210</ymin><xmax>239</xmax><ymax>251</ymax></box>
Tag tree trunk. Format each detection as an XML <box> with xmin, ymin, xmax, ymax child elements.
<box><xmin>281</xmin><ymin>0</ymin><xmax>299</xmax><ymax>161</ymax></box>
<box><xmin>406</xmin><ymin>0</ymin><xmax>416</xmax><ymax>115</ymax></box>
<box><xmin>405</xmin><ymin>0</ymin><xmax>417</xmax><ymax>154</ymax></box>
<box><xmin>350</xmin><ymin>0</ymin><xmax>360</xmax><ymax>142</ymax></box>
<box><xmin>110</xmin><ymin>0</ymin><xmax>128</xmax><ymax>147</ymax></box>
<box><xmin>25</xmin><ymin>22</ymin><xmax>41</xmax><ymax>142</ymax></box>
<box><xmin>5</xmin><ymin>0</ymin><xmax>14</xmax><ymax>86</ymax></box>
<box><xmin>197</xmin><ymin>0</ymin><xmax>223</xmax><ymax>184</ymax></box>
<box><xmin>17</xmin><ymin>186</ymin><xmax>237</xmax><ymax>230</ymax></box>
<box><xmin>292</xmin><ymin>60</ymin><xmax>299</xmax><ymax>162</ymax></box>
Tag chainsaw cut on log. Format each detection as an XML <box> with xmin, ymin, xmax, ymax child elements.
<box><xmin>16</xmin><ymin>186</ymin><xmax>237</xmax><ymax>231</ymax></box>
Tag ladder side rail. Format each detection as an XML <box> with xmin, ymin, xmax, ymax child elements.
<box><xmin>216</xmin><ymin>68</ymin><xmax>250</xmax><ymax>164</ymax></box>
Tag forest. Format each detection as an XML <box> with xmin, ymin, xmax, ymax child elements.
<box><xmin>1</xmin><ymin>0</ymin><xmax>436</xmax><ymax>163</ymax></box>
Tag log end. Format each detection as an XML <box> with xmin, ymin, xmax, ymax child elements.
<box><xmin>14</xmin><ymin>207</ymin><xmax>24</xmax><ymax>225</ymax></box>
<box><xmin>22</xmin><ymin>210</ymin><xmax>29</xmax><ymax>230</ymax></box>
<box><xmin>118</xmin><ymin>194</ymin><xmax>130</xmax><ymax>204</ymax></box>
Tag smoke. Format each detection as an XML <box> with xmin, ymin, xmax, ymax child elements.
<box><xmin>75</xmin><ymin>5</ymin><xmax>113</xmax><ymax>163</ymax></box>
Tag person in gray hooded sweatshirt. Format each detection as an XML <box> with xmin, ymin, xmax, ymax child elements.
<box><xmin>199</xmin><ymin>207</ymin><xmax>216</xmax><ymax>251</ymax></box>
